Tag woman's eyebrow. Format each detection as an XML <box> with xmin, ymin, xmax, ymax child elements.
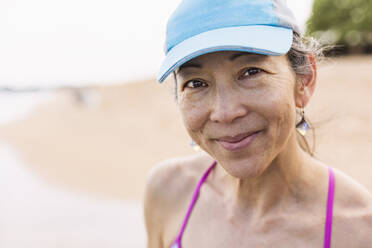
<box><xmin>230</xmin><ymin>52</ymin><xmax>267</xmax><ymax>62</ymax></box>
<box><xmin>177</xmin><ymin>53</ymin><xmax>268</xmax><ymax>74</ymax></box>
<box><xmin>177</xmin><ymin>63</ymin><xmax>202</xmax><ymax>74</ymax></box>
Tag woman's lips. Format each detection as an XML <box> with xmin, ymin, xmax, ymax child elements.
<box><xmin>216</xmin><ymin>131</ymin><xmax>260</xmax><ymax>151</ymax></box>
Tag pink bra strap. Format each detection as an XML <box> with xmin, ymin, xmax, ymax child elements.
<box><xmin>324</xmin><ymin>166</ymin><xmax>335</xmax><ymax>248</ymax></box>
<box><xmin>175</xmin><ymin>161</ymin><xmax>217</xmax><ymax>246</ymax></box>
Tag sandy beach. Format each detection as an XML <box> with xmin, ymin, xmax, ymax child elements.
<box><xmin>0</xmin><ymin>143</ymin><xmax>145</xmax><ymax>247</ymax></box>
<box><xmin>0</xmin><ymin>55</ymin><xmax>372</xmax><ymax>246</ymax></box>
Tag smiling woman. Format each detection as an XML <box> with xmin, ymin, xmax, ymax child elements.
<box><xmin>173</xmin><ymin>33</ymin><xmax>322</xmax><ymax>156</ymax></box>
<box><xmin>144</xmin><ymin>1</ymin><xmax>372</xmax><ymax>248</ymax></box>
<box><xmin>175</xmin><ymin>52</ymin><xmax>301</xmax><ymax>179</ymax></box>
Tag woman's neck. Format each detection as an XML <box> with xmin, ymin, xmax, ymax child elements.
<box><xmin>213</xmin><ymin>135</ymin><xmax>327</xmax><ymax>220</ymax></box>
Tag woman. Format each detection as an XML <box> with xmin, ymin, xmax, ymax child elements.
<box><xmin>144</xmin><ymin>0</ymin><xmax>372</xmax><ymax>247</ymax></box>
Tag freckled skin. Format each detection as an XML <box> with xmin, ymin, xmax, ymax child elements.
<box><xmin>176</xmin><ymin>52</ymin><xmax>297</xmax><ymax>178</ymax></box>
<box><xmin>144</xmin><ymin>51</ymin><xmax>372</xmax><ymax>248</ymax></box>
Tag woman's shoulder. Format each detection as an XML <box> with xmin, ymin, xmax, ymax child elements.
<box><xmin>145</xmin><ymin>152</ymin><xmax>214</xmax><ymax>201</ymax></box>
<box><xmin>333</xmin><ymin>167</ymin><xmax>372</xmax><ymax>209</ymax></box>
<box><xmin>144</xmin><ymin>152</ymin><xmax>215</xmax><ymax>239</ymax></box>
<box><xmin>332</xmin><ymin>167</ymin><xmax>372</xmax><ymax>245</ymax></box>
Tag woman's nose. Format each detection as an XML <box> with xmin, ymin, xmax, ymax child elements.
<box><xmin>209</xmin><ymin>87</ymin><xmax>248</xmax><ymax>124</ymax></box>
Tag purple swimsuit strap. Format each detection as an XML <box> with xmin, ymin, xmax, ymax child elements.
<box><xmin>172</xmin><ymin>164</ymin><xmax>335</xmax><ymax>248</ymax></box>
<box><xmin>173</xmin><ymin>161</ymin><xmax>217</xmax><ymax>247</ymax></box>
<box><xmin>324</xmin><ymin>166</ymin><xmax>335</xmax><ymax>248</ymax></box>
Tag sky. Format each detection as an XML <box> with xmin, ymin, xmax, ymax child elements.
<box><xmin>0</xmin><ymin>0</ymin><xmax>314</xmax><ymax>88</ymax></box>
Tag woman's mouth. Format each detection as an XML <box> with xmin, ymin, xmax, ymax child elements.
<box><xmin>216</xmin><ymin>131</ymin><xmax>261</xmax><ymax>151</ymax></box>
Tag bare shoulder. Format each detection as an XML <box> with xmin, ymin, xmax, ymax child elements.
<box><xmin>331</xmin><ymin>167</ymin><xmax>372</xmax><ymax>246</ymax></box>
<box><xmin>332</xmin><ymin>167</ymin><xmax>372</xmax><ymax>209</ymax></box>
<box><xmin>144</xmin><ymin>152</ymin><xmax>214</xmax><ymax>246</ymax></box>
<box><xmin>145</xmin><ymin>152</ymin><xmax>214</xmax><ymax>207</ymax></box>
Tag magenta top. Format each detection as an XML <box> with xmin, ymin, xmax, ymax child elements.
<box><xmin>171</xmin><ymin>162</ymin><xmax>335</xmax><ymax>248</ymax></box>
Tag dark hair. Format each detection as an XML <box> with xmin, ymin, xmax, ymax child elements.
<box><xmin>172</xmin><ymin>32</ymin><xmax>327</xmax><ymax>156</ymax></box>
<box><xmin>287</xmin><ymin>32</ymin><xmax>325</xmax><ymax>78</ymax></box>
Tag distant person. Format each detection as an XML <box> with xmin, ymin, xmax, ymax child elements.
<box><xmin>144</xmin><ymin>0</ymin><xmax>372</xmax><ymax>247</ymax></box>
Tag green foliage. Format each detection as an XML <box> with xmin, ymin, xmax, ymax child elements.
<box><xmin>307</xmin><ymin>0</ymin><xmax>372</xmax><ymax>54</ymax></box>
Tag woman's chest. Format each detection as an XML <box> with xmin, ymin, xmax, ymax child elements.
<box><xmin>180</xmin><ymin>209</ymin><xmax>325</xmax><ymax>248</ymax></box>
<box><xmin>166</xmin><ymin>197</ymin><xmax>328</xmax><ymax>248</ymax></box>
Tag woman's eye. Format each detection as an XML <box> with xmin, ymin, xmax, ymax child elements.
<box><xmin>240</xmin><ymin>67</ymin><xmax>262</xmax><ymax>78</ymax></box>
<box><xmin>184</xmin><ymin>80</ymin><xmax>207</xmax><ymax>89</ymax></box>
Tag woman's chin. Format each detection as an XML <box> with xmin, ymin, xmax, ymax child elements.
<box><xmin>218</xmin><ymin>156</ymin><xmax>269</xmax><ymax>179</ymax></box>
<box><xmin>202</xmin><ymin>134</ymin><xmax>273</xmax><ymax>178</ymax></box>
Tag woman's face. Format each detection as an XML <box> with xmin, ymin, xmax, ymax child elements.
<box><xmin>175</xmin><ymin>51</ymin><xmax>301</xmax><ymax>179</ymax></box>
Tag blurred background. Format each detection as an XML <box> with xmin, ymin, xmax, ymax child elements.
<box><xmin>0</xmin><ymin>0</ymin><xmax>371</xmax><ymax>247</ymax></box>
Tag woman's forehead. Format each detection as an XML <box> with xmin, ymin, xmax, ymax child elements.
<box><xmin>192</xmin><ymin>51</ymin><xmax>267</xmax><ymax>63</ymax></box>
<box><xmin>177</xmin><ymin>51</ymin><xmax>270</xmax><ymax>73</ymax></box>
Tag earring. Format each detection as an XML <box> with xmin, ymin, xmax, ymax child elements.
<box><xmin>190</xmin><ymin>140</ymin><xmax>201</xmax><ymax>151</ymax></box>
<box><xmin>296</xmin><ymin>108</ymin><xmax>310</xmax><ymax>136</ymax></box>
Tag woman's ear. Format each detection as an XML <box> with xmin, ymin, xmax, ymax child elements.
<box><xmin>295</xmin><ymin>54</ymin><xmax>317</xmax><ymax>108</ymax></box>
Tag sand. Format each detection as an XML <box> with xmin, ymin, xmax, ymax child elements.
<box><xmin>0</xmin><ymin>80</ymin><xmax>194</xmax><ymax>202</ymax></box>
<box><xmin>0</xmin><ymin>144</ymin><xmax>146</xmax><ymax>247</ymax></box>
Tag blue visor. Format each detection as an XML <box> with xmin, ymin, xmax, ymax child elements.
<box><xmin>157</xmin><ymin>0</ymin><xmax>298</xmax><ymax>83</ymax></box>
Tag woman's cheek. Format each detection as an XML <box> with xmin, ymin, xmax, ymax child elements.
<box><xmin>179</xmin><ymin>99</ymin><xmax>209</xmax><ymax>133</ymax></box>
<box><xmin>271</xmin><ymin>96</ymin><xmax>296</xmax><ymax>147</ymax></box>
<box><xmin>260</xmin><ymin>83</ymin><xmax>295</xmax><ymax>140</ymax></box>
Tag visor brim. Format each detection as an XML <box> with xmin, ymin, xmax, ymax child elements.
<box><xmin>157</xmin><ymin>25</ymin><xmax>293</xmax><ymax>83</ymax></box>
